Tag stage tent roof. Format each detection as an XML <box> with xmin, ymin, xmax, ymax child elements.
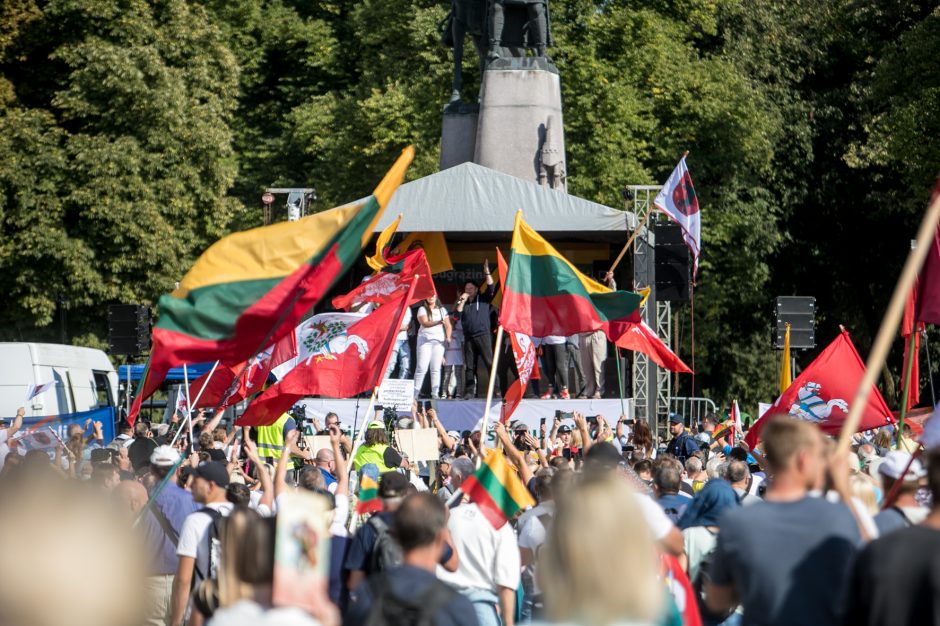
<box><xmin>365</xmin><ymin>162</ymin><xmax>637</xmax><ymax>237</ymax></box>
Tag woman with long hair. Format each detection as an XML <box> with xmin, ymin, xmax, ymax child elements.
<box><xmin>538</xmin><ymin>473</ymin><xmax>663</xmax><ymax>625</ymax></box>
<box><xmin>210</xmin><ymin>507</ymin><xmax>336</xmax><ymax>626</ymax></box>
<box><xmin>413</xmin><ymin>295</ymin><xmax>452</xmax><ymax>399</ymax></box>
<box><xmin>631</xmin><ymin>420</ymin><xmax>655</xmax><ymax>459</ymax></box>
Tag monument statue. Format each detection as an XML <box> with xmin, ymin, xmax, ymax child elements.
<box><xmin>442</xmin><ymin>0</ymin><xmax>552</xmax><ymax>103</ymax></box>
<box><xmin>488</xmin><ymin>0</ymin><xmax>550</xmax><ymax>60</ymax></box>
<box><xmin>441</xmin><ymin>0</ymin><xmax>488</xmax><ymax>104</ymax></box>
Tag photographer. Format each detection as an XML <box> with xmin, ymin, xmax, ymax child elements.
<box><xmin>253</xmin><ymin>409</ymin><xmax>314</xmax><ymax>470</ymax></box>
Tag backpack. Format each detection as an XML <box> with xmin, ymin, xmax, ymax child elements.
<box><xmin>192</xmin><ymin>508</ymin><xmax>225</xmax><ymax>585</ymax></box>
<box><xmin>691</xmin><ymin>530</ymin><xmax>735</xmax><ymax>622</ymax></box>
<box><xmin>367</xmin><ymin>514</ymin><xmax>403</xmax><ymax>573</ymax></box>
<box><xmin>363</xmin><ymin>572</ymin><xmax>458</xmax><ymax>626</ymax></box>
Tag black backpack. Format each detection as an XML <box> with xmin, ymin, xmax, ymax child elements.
<box><xmin>363</xmin><ymin>572</ymin><xmax>458</xmax><ymax>626</ymax></box>
<box><xmin>366</xmin><ymin>514</ymin><xmax>403</xmax><ymax>573</ymax></box>
<box><xmin>191</xmin><ymin>508</ymin><xmax>226</xmax><ymax>619</ymax></box>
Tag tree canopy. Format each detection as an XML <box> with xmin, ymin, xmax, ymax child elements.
<box><xmin>1</xmin><ymin>0</ymin><xmax>938</xmax><ymax>410</ymax></box>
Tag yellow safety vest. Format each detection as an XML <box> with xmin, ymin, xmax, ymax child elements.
<box><xmin>256</xmin><ymin>414</ymin><xmax>290</xmax><ymax>465</ymax></box>
<box><xmin>353</xmin><ymin>443</ymin><xmax>393</xmax><ymax>474</ymax></box>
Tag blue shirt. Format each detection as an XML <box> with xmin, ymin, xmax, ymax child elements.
<box><xmin>149</xmin><ymin>481</ymin><xmax>199</xmax><ymax>574</ymax></box>
<box><xmin>319</xmin><ymin>467</ymin><xmax>337</xmax><ymax>488</ymax></box>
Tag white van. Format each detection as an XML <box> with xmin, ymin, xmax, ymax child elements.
<box><xmin>0</xmin><ymin>343</ymin><xmax>119</xmax><ymax>417</ymax></box>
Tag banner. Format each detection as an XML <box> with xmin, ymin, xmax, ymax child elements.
<box><xmin>6</xmin><ymin>406</ymin><xmax>116</xmax><ymax>445</ymax></box>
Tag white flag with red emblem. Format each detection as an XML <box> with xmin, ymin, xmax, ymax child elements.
<box><xmin>654</xmin><ymin>156</ymin><xmax>701</xmax><ymax>278</ymax></box>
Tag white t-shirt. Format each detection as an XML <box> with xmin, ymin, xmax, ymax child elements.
<box><xmin>396</xmin><ymin>307</ymin><xmax>412</xmax><ymax>342</ymax></box>
<box><xmin>542</xmin><ymin>335</ymin><xmax>566</xmax><ymax>345</ymax></box>
<box><xmin>417</xmin><ymin>305</ymin><xmax>447</xmax><ymax>342</ymax></box>
<box><xmin>209</xmin><ymin>600</ymin><xmax>322</xmax><ymax>626</ymax></box>
<box><xmin>518</xmin><ymin>501</ymin><xmax>553</xmax><ymax>596</ymax></box>
<box><xmin>437</xmin><ymin>503</ymin><xmax>521</xmax><ymax>593</ymax></box>
<box><xmin>632</xmin><ymin>492</ymin><xmax>675</xmax><ymax>541</ymax></box>
<box><xmin>176</xmin><ymin>501</ymin><xmax>234</xmax><ymax>584</ymax></box>
<box><xmin>0</xmin><ymin>429</ymin><xmax>9</xmax><ymax>471</ymax></box>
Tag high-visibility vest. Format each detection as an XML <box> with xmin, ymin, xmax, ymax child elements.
<box><xmin>353</xmin><ymin>443</ymin><xmax>393</xmax><ymax>474</ymax></box>
<box><xmin>256</xmin><ymin>414</ymin><xmax>290</xmax><ymax>464</ymax></box>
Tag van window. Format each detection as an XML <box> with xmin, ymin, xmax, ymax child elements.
<box><xmin>92</xmin><ymin>371</ymin><xmax>113</xmax><ymax>408</ymax></box>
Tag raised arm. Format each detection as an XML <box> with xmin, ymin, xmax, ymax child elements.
<box><xmin>574</xmin><ymin>412</ymin><xmax>593</xmax><ymax>454</ymax></box>
<box><xmin>330</xmin><ymin>425</ymin><xmax>349</xmax><ymax>497</ymax></box>
<box><xmin>493</xmin><ymin>422</ymin><xmax>534</xmax><ymax>488</ymax></box>
<box><xmin>244</xmin><ymin>439</ymin><xmax>274</xmax><ymax>511</ymax></box>
<box><xmin>9</xmin><ymin>407</ymin><xmax>24</xmax><ymax>438</ymax></box>
<box><xmin>274</xmin><ymin>429</ymin><xmax>299</xmax><ymax>499</ymax></box>
<box><xmin>430</xmin><ymin>409</ymin><xmax>456</xmax><ymax>451</ymax></box>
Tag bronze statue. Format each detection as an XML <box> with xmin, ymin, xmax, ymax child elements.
<box><xmin>442</xmin><ymin>0</ymin><xmax>552</xmax><ymax>104</ymax></box>
<box><xmin>441</xmin><ymin>0</ymin><xmax>488</xmax><ymax>104</ymax></box>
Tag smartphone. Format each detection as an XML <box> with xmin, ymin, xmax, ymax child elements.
<box><xmin>374</xmin><ymin>405</ymin><xmax>384</xmax><ymax>413</ymax></box>
<box><xmin>554</xmin><ymin>409</ymin><xmax>562</xmax><ymax>419</ymax></box>
<box><xmin>586</xmin><ymin>415</ymin><xmax>598</xmax><ymax>425</ymax></box>
<box><xmin>540</xmin><ymin>417</ymin><xmax>546</xmax><ymax>427</ymax></box>
<box><xmin>424</xmin><ymin>400</ymin><xmax>433</xmax><ymax>412</ymax></box>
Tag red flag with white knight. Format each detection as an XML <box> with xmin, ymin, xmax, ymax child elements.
<box><xmin>745</xmin><ymin>328</ymin><xmax>894</xmax><ymax>447</ymax></box>
<box><xmin>496</xmin><ymin>248</ymin><xmax>540</xmax><ymax>423</ymax></box>
<box><xmin>237</xmin><ymin>282</ymin><xmax>416</xmax><ymax>427</ymax></box>
<box><xmin>332</xmin><ymin>248</ymin><xmax>435</xmax><ymax>311</ymax></box>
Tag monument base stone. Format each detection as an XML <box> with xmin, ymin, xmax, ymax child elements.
<box><xmin>440</xmin><ymin>102</ymin><xmax>479</xmax><ymax>170</ymax></box>
<box><xmin>473</xmin><ymin>62</ymin><xmax>566</xmax><ymax>191</ymax></box>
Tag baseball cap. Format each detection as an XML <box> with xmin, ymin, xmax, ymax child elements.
<box><xmin>150</xmin><ymin>445</ymin><xmax>181</xmax><ymax>468</ymax></box>
<box><xmin>512</xmin><ymin>422</ymin><xmax>529</xmax><ymax>432</ymax></box>
<box><xmin>878</xmin><ymin>451</ymin><xmax>926</xmax><ymax>482</ymax></box>
<box><xmin>379</xmin><ymin>471</ymin><xmax>409</xmax><ymax>498</ymax></box>
<box><xmin>194</xmin><ymin>461</ymin><xmax>230</xmax><ymax>488</ymax></box>
<box><xmin>557</xmin><ymin>425</ymin><xmax>571</xmax><ymax>434</ymax></box>
<box><xmin>367</xmin><ymin>420</ymin><xmax>385</xmax><ymax>430</ymax></box>
<box><xmin>447</xmin><ymin>430</ymin><xmax>460</xmax><ymax>440</ymax></box>
<box><xmin>668</xmin><ymin>413</ymin><xmax>684</xmax><ymax>424</ymax></box>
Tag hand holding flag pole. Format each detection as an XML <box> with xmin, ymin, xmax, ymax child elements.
<box><xmin>835</xmin><ymin>188</ymin><xmax>940</xmax><ymax>458</ymax></box>
<box><xmin>169</xmin><ymin>360</ymin><xmax>220</xmax><ymax>449</ymax></box>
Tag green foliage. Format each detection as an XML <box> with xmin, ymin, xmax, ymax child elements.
<box><xmin>1</xmin><ymin>0</ymin><xmax>938</xmax><ymax>413</ymax></box>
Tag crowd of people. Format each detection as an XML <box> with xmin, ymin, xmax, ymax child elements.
<box><xmin>1</xmin><ymin>389</ymin><xmax>938</xmax><ymax>626</ymax></box>
<box><xmin>374</xmin><ymin>260</ymin><xmax>615</xmax><ymax>401</ymax></box>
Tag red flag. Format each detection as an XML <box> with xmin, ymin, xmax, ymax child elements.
<box><xmin>662</xmin><ymin>554</ymin><xmax>703</xmax><ymax>626</ymax></box>
<box><xmin>902</xmin><ymin>281</ymin><xmax>922</xmax><ymax>411</ymax></box>
<box><xmin>915</xmin><ymin>179</ymin><xmax>940</xmax><ymax>325</ymax></box>
<box><xmin>332</xmin><ymin>249</ymin><xmax>435</xmax><ymax>311</ymax></box>
<box><xmin>615</xmin><ymin>320</ymin><xmax>692</xmax><ymax>373</ymax></box>
<box><xmin>745</xmin><ymin>329</ymin><xmax>894</xmax><ymax>447</ymax></box>
<box><xmin>186</xmin><ymin>363</ymin><xmax>241</xmax><ymax>409</ymax></box>
<box><xmin>496</xmin><ymin>248</ymin><xmax>539</xmax><ymax>424</ymax></box>
<box><xmin>237</xmin><ymin>282</ymin><xmax>416</xmax><ymax>427</ymax></box>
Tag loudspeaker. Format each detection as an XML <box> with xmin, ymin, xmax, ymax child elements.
<box><xmin>655</xmin><ymin>222</ymin><xmax>690</xmax><ymax>301</ymax></box>
<box><xmin>602</xmin><ymin>355</ymin><xmax>627</xmax><ymax>399</ymax></box>
<box><xmin>773</xmin><ymin>296</ymin><xmax>815</xmax><ymax>349</ymax></box>
<box><xmin>108</xmin><ymin>304</ymin><xmax>152</xmax><ymax>356</ymax></box>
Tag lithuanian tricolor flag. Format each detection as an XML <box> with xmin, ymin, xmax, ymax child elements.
<box><xmin>128</xmin><ymin>147</ymin><xmax>414</xmax><ymax>423</ymax></box>
<box><xmin>462</xmin><ymin>448</ymin><xmax>535</xmax><ymax>528</ymax></box>
<box><xmin>356</xmin><ymin>474</ymin><xmax>382</xmax><ymax>514</ymax></box>
<box><xmin>500</xmin><ymin>212</ymin><xmax>643</xmax><ymax>342</ymax></box>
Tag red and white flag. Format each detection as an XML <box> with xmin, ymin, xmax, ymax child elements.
<box><xmin>615</xmin><ymin>320</ymin><xmax>691</xmax><ymax>373</ymax></box>
<box><xmin>745</xmin><ymin>329</ymin><xmax>894</xmax><ymax>447</ymax></box>
<box><xmin>13</xmin><ymin>426</ymin><xmax>62</xmax><ymax>452</ymax></box>
<box><xmin>237</xmin><ymin>282</ymin><xmax>416</xmax><ymax>427</ymax></box>
<box><xmin>654</xmin><ymin>155</ymin><xmax>701</xmax><ymax>278</ymax></box>
<box><xmin>25</xmin><ymin>381</ymin><xmax>56</xmax><ymax>402</ymax></box>
<box><xmin>496</xmin><ymin>249</ymin><xmax>540</xmax><ymax>423</ymax></box>
<box><xmin>332</xmin><ymin>248</ymin><xmax>435</xmax><ymax>311</ymax></box>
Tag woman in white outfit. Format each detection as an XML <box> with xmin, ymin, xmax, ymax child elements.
<box><xmin>413</xmin><ymin>295</ymin><xmax>452</xmax><ymax>398</ymax></box>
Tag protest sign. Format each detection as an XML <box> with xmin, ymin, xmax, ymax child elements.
<box><xmin>378</xmin><ymin>379</ymin><xmax>415</xmax><ymax>411</ymax></box>
<box><xmin>394</xmin><ymin>427</ymin><xmax>439</xmax><ymax>462</ymax></box>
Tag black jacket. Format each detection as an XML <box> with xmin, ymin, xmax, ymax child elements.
<box><xmin>459</xmin><ymin>287</ymin><xmax>494</xmax><ymax>339</ymax></box>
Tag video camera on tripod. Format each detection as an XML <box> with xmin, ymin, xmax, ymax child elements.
<box><xmin>288</xmin><ymin>404</ymin><xmax>309</xmax><ymax>452</ymax></box>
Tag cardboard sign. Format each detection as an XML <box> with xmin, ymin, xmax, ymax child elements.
<box><xmin>378</xmin><ymin>379</ymin><xmax>415</xmax><ymax>411</ymax></box>
<box><xmin>304</xmin><ymin>435</ymin><xmax>332</xmax><ymax>455</ymax></box>
<box><xmin>394</xmin><ymin>427</ymin><xmax>439</xmax><ymax>462</ymax></box>
<box><xmin>272</xmin><ymin>490</ymin><xmax>332</xmax><ymax>613</ymax></box>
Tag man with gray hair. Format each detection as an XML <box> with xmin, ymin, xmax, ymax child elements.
<box><xmin>725</xmin><ymin>459</ymin><xmax>762</xmax><ymax>505</ymax></box>
<box><xmin>439</xmin><ymin>456</ymin><xmax>520</xmax><ymax>626</ymax></box>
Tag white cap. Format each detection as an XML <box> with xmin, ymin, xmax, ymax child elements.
<box><xmin>878</xmin><ymin>451</ymin><xmax>926</xmax><ymax>482</ymax></box>
<box><xmin>150</xmin><ymin>445</ymin><xmax>181</xmax><ymax>468</ymax></box>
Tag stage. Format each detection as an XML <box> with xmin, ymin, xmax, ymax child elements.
<box><xmin>294</xmin><ymin>397</ymin><xmax>636</xmax><ymax>434</ymax></box>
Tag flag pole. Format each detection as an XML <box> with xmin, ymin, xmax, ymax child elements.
<box><xmin>183</xmin><ymin>364</ymin><xmax>194</xmax><ymax>453</ymax></box>
<box><xmin>924</xmin><ymin>328</ymin><xmax>937</xmax><ymax>405</ymax></box>
<box><xmin>615</xmin><ymin>346</ymin><xmax>626</xmax><ymax>417</ymax></box>
<box><xmin>348</xmin><ymin>387</ymin><xmax>379</xmax><ymax>461</ymax></box>
<box><xmin>170</xmin><ymin>360</ymin><xmax>220</xmax><ymax>448</ymax></box>
<box><xmin>479</xmin><ymin>325</ymin><xmax>506</xmax><ymax>454</ymax></box>
<box><xmin>835</xmin><ymin>190</ymin><xmax>940</xmax><ymax>458</ymax></box>
<box><xmin>897</xmin><ymin>335</ymin><xmax>918</xmax><ymax>447</ymax></box>
<box><xmin>609</xmin><ymin>209</ymin><xmax>654</xmax><ymax>274</ymax></box>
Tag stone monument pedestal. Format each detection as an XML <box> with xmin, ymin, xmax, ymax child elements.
<box><xmin>440</xmin><ymin>102</ymin><xmax>479</xmax><ymax>170</ymax></box>
<box><xmin>473</xmin><ymin>58</ymin><xmax>567</xmax><ymax>191</ymax></box>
